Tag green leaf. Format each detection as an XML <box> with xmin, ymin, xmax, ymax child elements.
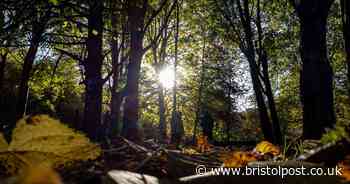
<box><xmin>49</xmin><ymin>0</ymin><xmax>59</xmax><ymax>5</ymax></box>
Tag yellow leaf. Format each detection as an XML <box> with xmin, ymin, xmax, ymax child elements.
<box><xmin>182</xmin><ymin>147</ymin><xmax>199</xmax><ymax>155</ymax></box>
<box><xmin>196</xmin><ymin>135</ymin><xmax>212</xmax><ymax>153</ymax></box>
<box><xmin>221</xmin><ymin>151</ymin><xmax>257</xmax><ymax>167</ymax></box>
<box><xmin>0</xmin><ymin>132</ymin><xmax>8</xmax><ymax>151</ymax></box>
<box><xmin>18</xmin><ymin>164</ymin><xmax>62</xmax><ymax>184</ymax></box>
<box><xmin>0</xmin><ymin>115</ymin><xmax>101</xmax><ymax>175</ymax></box>
<box><xmin>254</xmin><ymin>141</ymin><xmax>280</xmax><ymax>156</ymax></box>
<box><xmin>338</xmin><ymin>155</ymin><xmax>350</xmax><ymax>182</ymax></box>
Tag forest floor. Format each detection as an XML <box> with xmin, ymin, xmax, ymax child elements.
<box><xmin>57</xmin><ymin>137</ymin><xmax>350</xmax><ymax>184</ymax></box>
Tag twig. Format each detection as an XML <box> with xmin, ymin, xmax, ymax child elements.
<box><xmin>121</xmin><ymin>137</ymin><xmax>149</xmax><ymax>152</ymax></box>
<box><xmin>103</xmin><ymin>145</ymin><xmax>128</xmax><ymax>153</ymax></box>
<box><xmin>135</xmin><ymin>147</ymin><xmax>164</xmax><ymax>171</ymax></box>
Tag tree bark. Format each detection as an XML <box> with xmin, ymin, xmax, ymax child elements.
<box><xmin>15</xmin><ymin>30</ymin><xmax>41</xmax><ymax>120</ymax></box>
<box><xmin>0</xmin><ymin>52</ymin><xmax>8</xmax><ymax>91</ymax></box>
<box><xmin>193</xmin><ymin>34</ymin><xmax>206</xmax><ymax>143</ymax></box>
<box><xmin>293</xmin><ymin>0</ymin><xmax>336</xmax><ymax>139</ymax></box>
<box><xmin>121</xmin><ymin>1</ymin><xmax>146</xmax><ymax>141</ymax></box>
<box><xmin>152</xmin><ymin>47</ymin><xmax>167</xmax><ymax>140</ymax></box>
<box><xmin>260</xmin><ymin>51</ymin><xmax>282</xmax><ymax>144</ymax></box>
<box><xmin>171</xmin><ymin>0</ymin><xmax>182</xmax><ymax>144</ymax></box>
<box><xmin>341</xmin><ymin>0</ymin><xmax>350</xmax><ymax>102</ymax></box>
<box><xmin>158</xmin><ymin>82</ymin><xmax>166</xmax><ymax>139</ymax></box>
<box><xmin>82</xmin><ymin>0</ymin><xmax>104</xmax><ymax>141</ymax></box>
<box><xmin>109</xmin><ymin>1</ymin><xmax>123</xmax><ymax>136</ymax></box>
<box><xmin>236</xmin><ymin>0</ymin><xmax>274</xmax><ymax>142</ymax></box>
<box><xmin>255</xmin><ymin>0</ymin><xmax>282</xmax><ymax>144</ymax></box>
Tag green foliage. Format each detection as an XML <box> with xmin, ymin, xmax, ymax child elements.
<box><xmin>292</xmin><ymin>140</ymin><xmax>305</xmax><ymax>158</ymax></box>
<box><xmin>49</xmin><ymin>0</ymin><xmax>59</xmax><ymax>5</ymax></box>
<box><xmin>321</xmin><ymin>126</ymin><xmax>348</xmax><ymax>144</ymax></box>
<box><xmin>0</xmin><ymin>115</ymin><xmax>101</xmax><ymax>175</ymax></box>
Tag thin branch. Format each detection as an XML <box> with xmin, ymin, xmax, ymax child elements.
<box><xmin>54</xmin><ymin>47</ymin><xmax>84</xmax><ymax>62</ymax></box>
<box><xmin>143</xmin><ymin>0</ymin><xmax>170</xmax><ymax>32</ymax></box>
<box><xmin>143</xmin><ymin>0</ymin><xmax>176</xmax><ymax>52</ymax></box>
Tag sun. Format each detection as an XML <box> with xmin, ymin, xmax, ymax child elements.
<box><xmin>159</xmin><ymin>66</ymin><xmax>175</xmax><ymax>89</ymax></box>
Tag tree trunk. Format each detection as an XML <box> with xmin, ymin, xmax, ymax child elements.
<box><xmin>122</xmin><ymin>2</ymin><xmax>145</xmax><ymax>141</ymax></box>
<box><xmin>295</xmin><ymin>0</ymin><xmax>335</xmax><ymax>139</ymax></box>
<box><xmin>261</xmin><ymin>51</ymin><xmax>282</xmax><ymax>144</ymax></box>
<box><xmin>82</xmin><ymin>0</ymin><xmax>104</xmax><ymax>141</ymax></box>
<box><xmin>158</xmin><ymin>83</ymin><xmax>166</xmax><ymax>139</ymax></box>
<box><xmin>152</xmin><ymin>46</ymin><xmax>167</xmax><ymax>140</ymax></box>
<box><xmin>193</xmin><ymin>34</ymin><xmax>205</xmax><ymax>143</ymax></box>
<box><xmin>171</xmin><ymin>0</ymin><xmax>182</xmax><ymax>144</ymax></box>
<box><xmin>236</xmin><ymin>0</ymin><xmax>274</xmax><ymax>142</ymax></box>
<box><xmin>110</xmin><ymin>91</ymin><xmax>122</xmax><ymax>134</ymax></box>
<box><xmin>256</xmin><ymin>0</ymin><xmax>282</xmax><ymax>144</ymax></box>
<box><xmin>341</xmin><ymin>0</ymin><xmax>350</xmax><ymax>102</ymax></box>
<box><xmin>247</xmin><ymin>54</ymin><xmax>274</xmax><ymax>142</ymax></box>
<box><xmin>110</xmin><ymin>2</ymin><xmax>123</xmax><ymax>136</ymax></box>
<box><xmin>0</xmin><ymin>52</ymin><xmax>8</xmax><ymax>91</ymax></box>
<box><xmin>15</xmin><ymin>31</ymin><xmax>41</xmax><ymax>121</ymax></box>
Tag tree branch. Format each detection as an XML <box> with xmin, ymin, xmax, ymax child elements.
<box><xmin>143</xmin><ymin>0</ymin><xmax>169</xmax><ymax>32</ymax></box>
<box><xmin>54</xmin><ymin>47</ymin><xmax>84</xmax><ymax>62</ymax></box>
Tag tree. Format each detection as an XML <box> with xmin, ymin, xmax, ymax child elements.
<box><xmin>341</xmin><ymin>0</ymin><xmax>350</xmax><ymax>102</ymax></box>
<box><xmin>80</xmin><ymin>0</ymin><xmax>104</xmax><ymax>141</ymax></box>
<box><xmin>215</xmin><ymin>0</ymin><xmax>282</xmax><ymax>143</ymax></box>
<box><xmin>0</xmin><ymin>49</ymin><xmax>8</xmax><ymax>90</ymax></box>
<box><xmin>149</xmin><ymin>17</ymin><xmax>171</xmax><ymax>140</ymax></box>
<box><xmin>109</xmin><ymin>0</ymin><xmax>127</xmax><ymax>136</ymax></box>
<box><xmin>290</xmin><ymin>0</ymin><xmax>336</xmax><ymax>139</ymax></box>
<box><xmin>170</xmin><ymin>0</ymin><xmax>183</xmax><ymax>144</ymax></box>
<box><xmin>122</xmin><ymin>0</ymin><xmax>172</xmax><ymax>141</ymax></box>
<box><xmin>15</xmin><ymin>2</ymin><xmax>53</xmax><ymax>122</ymax></box>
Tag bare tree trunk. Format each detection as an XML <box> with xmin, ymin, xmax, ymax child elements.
<box><xmin>261</xmin><ymin>52</ymin><xmax>282</xmax><ymax>144</ymax></box>
<box><xmin>341</xmin><ymin>0</ymin><xmax>350</xmax><ymax>102</ymax></box>
<box><xmin>15</xmin><ymin>31</ymin><xmax>41</xmax><ymax>120</ymax></box>
<box><xmin>122</xmin><ymin>1</ymin><xmax>146</xmax><ymax>141</ymax></box>
<box><xmin>158</xmin><ymin>82</ymin><xmax>166</xmax><ymax>139</ymax></box>
<box><xmin>82</xmin><ymin>0</ymin><xmax>104</xmax><ymax>141</ymax></box>
<box><xmin>171</xmin><ymin>0</ymin><xmax>182</xmax><ymax>144</ymax></box>
<box><xmin>0</xmin><ymin>52</ymin><xmax>8</xmax><ymax>91</ymax></box>
<box><xmin>236</xmin><ymin>0</ymin><xmax>274</xmax><ymax>142</ymax></box>
<box><xmin>15</xmin><ymin>4</ymin><xmax>52</xmax><ymax>123</ymax></box>
<box><xmin>193</xmin><ymin>34</ymin><xmax>206</xmax><ymax>143</ymax></box>
<box><xmin>151</xmin><ymin>45</ymin><xmax>167</xmax><ymax>140</ymax></box>
<box><xmin>109</xmin><ymin>1</ymin><xmax>124</xmax><ymax>136</ymax></box>
<box><xmin>256</xmin><ymin>0</ymin><xmax>282</xmax><ymax>144</ymax></box>
<box><xmin>292</xmin><ymin>0</ymin><xmax>335</xmax><ymax>139</ymax></box>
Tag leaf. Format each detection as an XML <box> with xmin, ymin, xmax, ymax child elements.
<box><xmin>338</xmin><ymin>155</ymin><xmax>350</xmax><ymax>181</ymax></box>
<box><xmin>49</xmin><ymin>0</ymin><xmax>59</xmax><ymax>5</ymax></box>
<box><xmin>92</xmin><ymin>30</ymin><xmax>98</xmax><ymax>36</ymax></box>
<box><xmin>0</xmin><ymin>115</ymin><xmax>101</xmax><ymax>174</ymax></box>
<box><xmin>0</xmin><ymin>132</ymin><xmax>8</xmax><ymax>151</ymax></box>
<box><xmin>182</xmin><ymin>147</ymin><xmax>200</xmax><ymax>155</ymax></box>
<box><xmin>253</xmin><ymin>141</ymin><xmax>280</xmax><ymax>156</ymax></box>
<box><xmin>196</xmin><ymin>135</ymin><xmax>212</xmax><ymax>153</ymax></box>
<box><xmin>18</xmin><ymin>164</ymin><xmax>62</xmax><ymax>184</ymax></box>
<box><xmin>221</xmin><ymin>151</ymin><xmax>257</xmax><ymax>167</ymax></box>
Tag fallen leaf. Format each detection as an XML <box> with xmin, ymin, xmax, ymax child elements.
<box><xmin>221</xmin><ymin>151</ymin><xmax>257</xmax><ymax>167</ymax></box>
<box><xmin>253</xmin><ymin>141</ymin><xmax>280</xmax><ymax>156</ymax></box>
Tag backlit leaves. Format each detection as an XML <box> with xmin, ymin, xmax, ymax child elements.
<box><xmin>0</xmin><ymin>115</ymin><xmax>101</xmax><ymax>174</ymax></box>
